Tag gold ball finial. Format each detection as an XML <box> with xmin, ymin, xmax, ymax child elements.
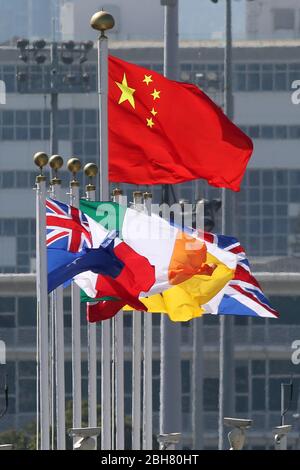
<box><xmin>67</xmin><ymin>157</ymin><xmax>81</xmax><ymax>174</ymax></box>
<box><xmin>90</xmin><ymin>11</ymin><xmax>115</xmax><ymax>33</ymax></box>
<box><xmin>112</xmin><ymin>188</ymin><xmax>123</xmax><ymax>197</ymax></box>
<box><xmin>84</xmin><ymin>163</ymin><xmax>98</xmax><ymax>178</ymax></box>
<box><xmin>49</xmin><ymin>155</ymin><xmax>63</xmax><ymax>171</ymax></box>
<box><xmin>33</xmin><ymin>152</ymin><xmax>48</xmax><ymax>170</ymax></box>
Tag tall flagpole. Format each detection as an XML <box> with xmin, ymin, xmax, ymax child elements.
<box><xmin>192</xmin><ymin>317</ymin><xmax>204</xmax><ymax>450</ymax></box>
<box><xmin>84</xmin><ymin>163</ymin><xmax>98</xmax><ymax>446</ymax></box>
<box><xmin>219</xmin><ymin>0</ymin><xmax>235</xmax><ymax>450</ymax></box>
<box><xmin>67</xmin><ymin>157</ymin><xmax>82</xmax><ymax>441</ymax></box>
<box><xmin>49</xmin><ymin>155</ymin><xmax>66</xmax><ymax>450</ymax></box>
<box><xmin>143</xmin><ymin>192</ymin><xmax>153</xmax><ymax>450</ymax></box>
<box><xmin>33</xmin><ymin>152</ymin><xmax>50</xmax><ymax>450</ymax></box>
<box><xmin>160</xmin><ymin>0</ymin><xmax>182</xmax><ymax>444</ymax></box>
<box><xmin>132</xmin><ymin>191</ymin><xmax>143</xmax><ymax>450</ymax></box>
<box><xmin>112</xmin><ymin>188</ymin><xmax>125</xmax><ymax>450</ymax></box>
<box><xmin>90</xmin><ymin>10</ymin><xmax>115</xmax><ymax>450</ymax></box>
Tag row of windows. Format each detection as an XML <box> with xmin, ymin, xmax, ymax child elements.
<box><xmin>167</xmin><ymin>62</ymin><xmax>300</xmax><ymax>92</ymax></box>
<box><xmin>0</xmin><ymin>109</ymin><xmax>98</xmax><ymax>142</ymax></box>
<box><xmin>242</xmin><ymin>169</ymin><xmax>300</xmax><ymax>187</ymax></box>
<box><xmin>240</xmin><ymin>125</ymin><xmax>300</xmax><ymax>140</ymax></box>
<box><xmin>239</xmin><ymin>187</ymin><xmax>300</xmax><ymax>204</ymax></box>
<box><xmin>16</xmin><ymin>64</ymin><xmax>96</xmax><ymax>95</ymax></box>
<box><xmin>1</xmin><ymin>168</ymin><xmax>300</xmax><ymax>192</ymax></box>
<box><xmin>1</xmin><ymin>62</ymin><xmax>300</xmax><ymax>93</ymax></box>
<box><xmin>1</xmin><ymin>357</ymin><xmax>299</xmax><ymax>415</ymax></box>
<box><xmin>0</xmin><ymin>171</ymin><xmax>89</xmax><ymax>190</ymax></box>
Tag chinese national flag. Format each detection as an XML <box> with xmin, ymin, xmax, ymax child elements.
<box><xmin>108</xmin><ymin>55</ymin><xmax>253</xmax><ymax>191</ymax></box>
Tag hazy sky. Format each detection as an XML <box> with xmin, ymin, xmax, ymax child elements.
<box><xmin>179</xmin><ymin>0</ymin><xmax>246</xmax><ymax>40</ymax></box>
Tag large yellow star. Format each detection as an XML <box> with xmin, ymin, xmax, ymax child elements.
<box><xmin>143</xmin><ymin>74</ymin><xmax>153</xmax><ymax>85</ymax></box>
<box><xmin>151</xmin><ymin>89</ymin><xmax>161</xmax><ymax>100</ymax></box>
<box><xmin>146</xmin><ymin>117</ymin><xmax>155</xmax><ymax>128</ymax></box>
<box><xmin>115</xmin><ymin>73</ymin><xmax>136</xmax><ymax>109</ymax></box>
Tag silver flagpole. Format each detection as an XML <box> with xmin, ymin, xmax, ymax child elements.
<box><xmin>90</xmin><ymin>10</ymin><xmax>115</xmax><ymax>450</ymax></box>
<box><xmin>219</xmin><ymin>0</ymin><xmax>235</xmax><ymax>450</ymax></box>
<box><xmin>192</xmin><ymin>317</ymin><xmax>204</xmax><ymax>450</ymax></box>
<box><xmin>84</xmin><ymin>163</ymin><xmax>98</xmax><ymax>446</ymax></box>
<box><xmin>160</xmin><ymin>0</ymin><xmax>182</xmax><ymax>445</ymax></box>
<box><xmin>143</xmin><ymin>192</ymin><xmax>153</xmax><ymax>450</ymax></box>
<box><xmin>33</xmin><ymin>152</ymin><xmax>50</xmax><ymax>450</ymax></box>
<box><xmin>67</xmin><ymin>157</ymin><xmax>82</xmax><ymax>443</ymax></box>
<box><xmin>49</xmin><ymin>155</ymin><xmax>66</xmax><ymax>450</ymax></box>
<box><xmin>112</xmin><ymin>188</ymin><xmax>125</xmax><ymax>450</ymax></box>
<box><xmin>132</xmin><ymin>190</ymin><xmax>143</xmax><ymax>450</ymax></box>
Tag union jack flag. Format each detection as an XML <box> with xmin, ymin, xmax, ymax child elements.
<box><xmin>46</xmin><ymin>199</ymin><xmax>92</xmax><ymax>253</ymax></box>
<box><xmin>204</xmin><ymin>233</ymin><xmax>279</xmax><ymax>318</ymax></box>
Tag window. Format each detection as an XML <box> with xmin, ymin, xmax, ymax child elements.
<box><xmin>18</xmin><ymin>297</ymin><xmax>36</xmax><ymax>326</ymax></box>
<box><xmin>19</xmin><ymin>379</ymin><xmax>36</xmax><ymax>412</ymax></box>
<box><xmin>19</xmin><ymin>361</ymin><xmax>36</xmax><ymax>378</ymax></box>
<box><xmin>261</xmin><ymin>126</ymin><xmax>274</xmax><ymax>139</ymax></box>
<box><xmin>236</xmin><ymin>364</ymin><xmax>248</xmax><ymax>393</ymax></box>
<box><xmin>3</xmin><ymin>220</ymin><xmax>15</xmax><ymax>236</ymax></box>
<box><xmin>252</xmin><ymin>378</ymin><xmax>265</xmax><ymax>411</ymax></box>
<box><xmin>273</xmin><ymin>9</ymin><xmax>295</xmax><ymax>31</ymax></box>
<box><xmin>16</xmin><ymin>171</ymin><xmax>28</xmax><ymax>187</ymax></box>
<box><xmin>2</xmin><ymin>171</ymin><xmax>14</xmax><ymax>188</ymax></box>
<box><xmin>204</xmin><ymin>378</ymin><xmax>218</xmax><ymax>411</ymax></box>
<box><xmin>252</xmin><ymin>360</ymin><xmax>265</xmax><ymax>376</ymax></box>
<box><xmin>181</xmin><ymin>360</ymin><xmax>190</xmax><ymax>394</ymax></box>
<box><xmin>0</xmin><ymin>315</ymin><xmax>15</xmax><ymax>328</ymax></box>
<box><xmin>248</xmin><ymin>126</ymin><xmax>259</xmax><ymax>138</ymax></box>
<box><xmin>236</xmin><ymin>395</ymin><xmax>248</xmax><ymax>413</ymax></box>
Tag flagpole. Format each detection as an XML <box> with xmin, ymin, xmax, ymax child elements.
<box><xmin>219</xmin><ymin>0</ymin><xmax>235</xmax><ymax>450</ymax></box>
<box><xmin>131</xmin><ymin>191</ymin><xmax>143</xmax><ymax>450</ymax></box>
<box><xmin>90</xmin><ymin>10</ymin><xmax>115</xmax><ymax>450</ymax></box>
<box><xmin>84</xmin><ymin>163</ymin><xmax>98</xmax><ymax>446</ymax></box>
<box><xmin>143</xmin><ymin>192</ymin><xmax>153</xmax><ymax>450</ymax></box>
<box><xmin>49</xmin><ymin>155</ymin><xmax>66</xmax><ymax>450</ymax></box>
<box><xmin>33</xmin><ymin>152</ymin><xmax>50</xmax><ymax>450</ymax></box>
<box><xmin>160</xmin><ymin>0</ymin><xmax>182</xmax><ymax>445</ymax></box>
<box><xmin>112</xmin><ymin>189</ymin><xmax>125</xmax><ymax>450</ymax></box>
<box><xmin>67</xmin><ymin>157</ymin><xmax>82</xmax><ymax>442</ymax></box>
<box><xmin>192</xmin><ymin>317</ymin><xmax>204</xmax><ymax>449</ymax></box>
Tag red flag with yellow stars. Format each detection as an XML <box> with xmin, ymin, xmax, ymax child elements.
<box><xmin>108</xmin><ymin>55</ymin><xmax>253</xmax><ymax>191</ymax></box>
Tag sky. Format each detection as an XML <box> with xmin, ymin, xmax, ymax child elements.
<box><xmin>179</xmin><ymin>0</ymin><xmax>247</xmax><ymax>40</ymax></box>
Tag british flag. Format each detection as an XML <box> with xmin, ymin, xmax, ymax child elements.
<box><xmin>204</xmin><ymin>233</ymin><xmax>279</xmax><ymax>318</ymax></box>
<box><xmin>46</xmin><ymin>198</ymin><xmax>92</xmax><ymax>253</ymax></box>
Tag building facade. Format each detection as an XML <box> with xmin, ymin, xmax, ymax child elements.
<box><xmin>1</xmin><ymin>274</ymin><xmax>300</xmax><ymax>449</ymax></box>
<box><xmin>0</xmin><ymin>40</ymin><xmax>300</xmax><ymax>448</ymax></box>
<box><xmin>246</xmin><ymin>0</ymin><xmax>300</xmax><ymax>40</ymax></box>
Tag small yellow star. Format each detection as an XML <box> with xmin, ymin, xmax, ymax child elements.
<box><xmin>150</xmin><ymin>108</ymin><xmax>158</xmax><ymax>116</ymax></box>
<box><xmin>143</xmin><ymin>74</ymin><xmax>153</xmax><ymax>85</ymax></box>
<box><xmin>151</xmin><ymin>89</ymin><xmax>161</xmax><ymax>100</ymax></box>
<box><xmin>115</xmin><ymin>73</ymin><xmax>136</xmax><ymax>109</ymax></box>
<box><xmin>146</xmin><ymin>117</ymin><xmax>155</xmax><ymax>128</ymax></box>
